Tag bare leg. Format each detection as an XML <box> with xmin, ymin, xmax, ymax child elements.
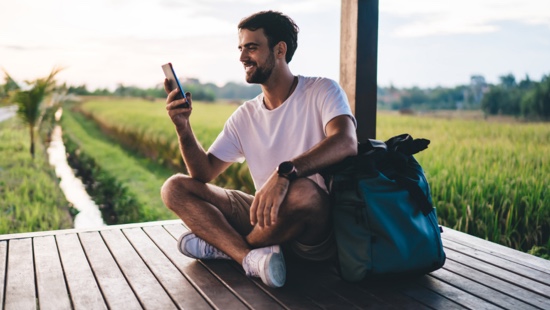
<box><xmin>161</xmin><ymin>174</ymin><xmax>253</xmax><ymax>263</ymax></box>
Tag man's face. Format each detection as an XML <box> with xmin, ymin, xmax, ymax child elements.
<box><xmin>238</xmin><ymin>28</ymin><xmax>276</xmax><ymax>84</ymax></box>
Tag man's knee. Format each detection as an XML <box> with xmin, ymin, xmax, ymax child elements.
<box><xmin>160</xmin><ymin>174</ymin><xmax>193</xmax><ymax>211</ymax></box>
<box><xmin>284</xmin><ymin>178</ymin><xmax>329</xmax><ymax>216</ymax></box>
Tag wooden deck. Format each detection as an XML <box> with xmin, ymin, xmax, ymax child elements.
<box><xmin>0</xmin><ymin>220</ymin><xmax>548</xmax><ymax>309</ymax></box>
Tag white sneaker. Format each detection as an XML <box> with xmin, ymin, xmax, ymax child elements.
<box><xmin>177</xmin><ymin>231</ymin><xmax>231</xmax><ymax>260</ymax></box>
<box><xmin>242</xmin><ymin>245</ymin><xmax>286</xmax><ymax>288</ymax></box>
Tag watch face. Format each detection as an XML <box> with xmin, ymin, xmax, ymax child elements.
<box><xmin>278</xmin><ymin>161</ymin><xmax>294</xmax><ymax>174</ymax></box>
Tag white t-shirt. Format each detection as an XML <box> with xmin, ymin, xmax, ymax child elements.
<box><xmin>209</xmin><ymin>75</ymin><xmax>356</xmax><ymax>190</ymax></box>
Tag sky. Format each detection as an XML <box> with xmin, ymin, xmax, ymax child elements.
<box><xmin>1</xmin><ymin>0</ymin><xmax>549</xmax><ymax>90</ymax></box>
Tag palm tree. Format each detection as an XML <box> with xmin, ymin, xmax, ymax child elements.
<box><xmin>7</xmin><ymin>67</ymin><xmax>62</xmax><ymax>158</ymax></box>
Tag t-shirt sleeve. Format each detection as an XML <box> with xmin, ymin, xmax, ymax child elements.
<box><xmin>319</xmin><ymin>78</ymin><xmax>357</xmax><ymax>133</ymax></box>
<box><xmin>208</xmin><ymin>114</ymin><xmax>245</xmax><ymax>164</ymax></box>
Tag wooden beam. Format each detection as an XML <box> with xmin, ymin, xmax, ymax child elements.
<box><xmin>340</xmin><ymin>0</ymin><xmax>379</xmax><ymax>141</ymax></box>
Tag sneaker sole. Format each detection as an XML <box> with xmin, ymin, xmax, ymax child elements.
<box><xmin>177</xmin><ymin>231</ymin><xmax>198</xmax><ymax>258</ymax></box>
<box><xmin>262</xmin><ymin>251</ymin><xmax>286</xmax><ymax>288</ymax></box>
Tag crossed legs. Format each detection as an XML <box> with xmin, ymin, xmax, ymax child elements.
<box><xmin>160</xmin><ymin>174</ymin><xmax>331</xmax><ymax>265</ymax></box>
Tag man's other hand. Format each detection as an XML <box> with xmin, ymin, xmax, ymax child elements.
<box><xmin>250</xmin><ymin>171</ymin><xmax>290</xmax><ymax>228</ymax></box>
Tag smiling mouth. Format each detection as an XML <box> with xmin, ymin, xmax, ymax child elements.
<box><xmin>243</xmin><ymin>62</ymin><xmax>255</xmax><ymax>72</ymax></box>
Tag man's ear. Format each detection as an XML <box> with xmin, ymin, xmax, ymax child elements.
<box><xmin>277</xmin><ymin>41</ymin><xmax>287</xmax><ymax>57</ymax></box>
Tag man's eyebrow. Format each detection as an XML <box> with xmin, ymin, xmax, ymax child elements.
<box><xmin>238</xmin><ymin>42</ymin><xmax>260</xmax><ymax>49</ymax></box>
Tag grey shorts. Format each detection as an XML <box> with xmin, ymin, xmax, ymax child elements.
<box><xmin>225</xmin><ymin>189</ymin><xmax>336</xmax><ymax>262</ymax></box>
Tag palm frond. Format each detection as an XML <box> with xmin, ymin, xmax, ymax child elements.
<box><xmin>8</xmin><ymin>67</ymin><xmax>64</xmax><ymax>158</ymax></box>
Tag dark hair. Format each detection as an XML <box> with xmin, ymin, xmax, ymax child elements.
<box><xmin>238</xmin><ymin>11</ymin><xmax>299</xmax><ymax>63</ymax></box>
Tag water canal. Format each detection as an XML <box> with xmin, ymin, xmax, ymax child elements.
<box><xmin>47</xmin><ymin>109</ymin><xmax>105</xmax><ymax>228</ymax></box>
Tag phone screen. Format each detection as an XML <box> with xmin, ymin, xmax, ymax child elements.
<box><xmin>162</xmin><ymin>63</ymin><xmax>188</xmax><ymax>107</ymax></box>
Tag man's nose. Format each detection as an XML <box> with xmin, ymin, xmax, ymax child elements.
<box><xmin>239</xmin><ymin>50</ymin><xmax>249</xmax><ymax>62</ymax></box>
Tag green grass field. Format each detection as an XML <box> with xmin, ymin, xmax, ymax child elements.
<box><xmin>74</xmin><ymin>98</ymin><xmax>549</xmax><ymax>257</ymax></box>
<box><xmin>61</xmin><ymin>106</ymin><xmax>177</xmax><ymax>224</ymax></box>
<box><xmin>77</xmin><ymin>97</ymin><xmax>253</xmax><ymax>191</ymax></box>
<box><xmin>0</xmin><ymin>117</ymin><xmax>73</xmax><ymax>234</ymax></box>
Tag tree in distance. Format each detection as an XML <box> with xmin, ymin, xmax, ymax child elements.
<box><xmin>4</xmin><ymin>67</ymin><xmax>63</xmax><ymax>158</ymax></box>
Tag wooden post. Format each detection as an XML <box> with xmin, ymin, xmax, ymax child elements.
<box><xmin>340</xmin><ymin>0</ymin><xmax>379</xmax><ymax>141</ymax></box>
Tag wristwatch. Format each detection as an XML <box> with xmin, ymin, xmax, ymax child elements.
<box><xmin>277</xmin><ymin>161</ymin><xmax>298</xmax><ymax>181</ymax></box>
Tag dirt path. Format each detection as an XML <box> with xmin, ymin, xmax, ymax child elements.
<box><xmin>0</xmin><ymin>105</ymin><xmax>17</xmax><ymax>122</ymax></box>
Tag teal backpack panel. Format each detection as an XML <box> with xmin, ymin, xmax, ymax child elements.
<box><xmin>325</xmin><ymin>134</ymin><xmax>446</xmax><ymax>282</ymax></box>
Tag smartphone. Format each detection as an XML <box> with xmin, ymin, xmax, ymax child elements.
<box><xmin>161</xmin><ymin>62</ymin><xmax>189</xmax><ymax>108</ymax></box>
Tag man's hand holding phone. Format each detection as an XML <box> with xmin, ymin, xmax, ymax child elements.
<box><xmin>162</xmin><ymin>62</ymin><xmax>190</xmax><ymax>109</ymax></box>
<box><xmin>162</xmin><ymin>63</ymin><xmax>192</xmax><ymax>131</ymax></box>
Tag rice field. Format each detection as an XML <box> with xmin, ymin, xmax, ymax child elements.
<box><xmin>77</xmin><ymin>98</ymin><xmax>550</xmax><ymax>257</ymax></box>
<box><xmin>377</xmin><ymin>113</ymin><xmax>549</xmax><ymax>255</ymax></box>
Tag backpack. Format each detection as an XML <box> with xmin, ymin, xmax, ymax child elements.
<box><xmin>322</xmin><ymin>133</ymin><xmax>446</xmax><ymax>282</ymax></box>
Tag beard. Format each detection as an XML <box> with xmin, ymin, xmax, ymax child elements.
<box><xmin>245</xmin><ymin>51</ymin><xmax>275</xmax><ymax>84</ymax></box>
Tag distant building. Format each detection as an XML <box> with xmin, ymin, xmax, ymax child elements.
<box><xmin>469</xmin><ymin>75</ymin><xmax>488</xmax><ymax>105</ymax></box>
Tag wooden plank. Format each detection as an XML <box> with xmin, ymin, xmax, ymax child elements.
<box><xmin>224</xmin><ymin>255</ymin><xmax>339</xmax><ymax>310</ymax></box>
<box><xmin>4</xmin><ymin>238</ymin><xmax>35</xmax><ymax>310</ymax></box>
<box><xmin>99</xmin><ymin>229</ymin><xmax>176</xmax><ymax>309</ymax></box>
<box><xmin>318</xmin><ymin>280</ymin><xmax>399</xmax><ymax>310</ymax></box>
<box><xmin>273</xmin><ymin>260</ymin><xmax>371</xmax><ymax>310</ymax></box>
<box><xmin>1</xmin><ymin>221</ymin><xmax>548</xmax><ymax>310</ymax></box>
<box><xmin>78</xmin><ymin>231</ymin><xmax>142</xmax><ymax>310</ymax></box>
<box><xmin>56</xmin><ymin>233</ymin><xmax>106</xmax><ymax>310</ymax></box>
<box><xmin>33</xmin><ymin>236</ymin><xmax>71</xmax><ymax>310</ymax></box>
<box><xmin>444</xmin><ymin>238</ymin><xmax>550</xmax><ymax>286</ymax></box>
<box><xmin>358</xmin><ymin>286</ymin><xmax>433</xmax><ymax>310</ymax></box>
<box><xmin>123</xmin><ymin>227</ymin><xmax>212</xmax><ymax>309</ymax></box>
<box><xmin>164</xmin><ymin>222</ymin><xmax>435</xmax><ymax>309</ymax></box>
<box><xmin>0</xmin><ymin>241</ymin><xmax>7</xmax><ymax>308</ymax></box>
<box><xmin>154</xmin><ymin>223</ymin><xmax>252</xmax><ymax>309</ymax></box>
<box><xmin>417</xmin><ymin>275</ymin><xmax>502</xmax><ymax>310</ymax></box>
<box><xmin>312</xmin><ymin>267</ymin><xmax>431</xmax><ymax>310</ymax></box>
<box><xmin>444</xmin><ymin>238</ymin><xmax>550</xmax><ymax>288</ymax></box>
<box><xmin>203</xmin><ymin>260</ymin><xmax>287</xmax><ymax>309</ymax></box>
<box><xmin>225</xmin><ymin>244</ymin><xmax>423</xmax><ymax>310</ymax></box>
<box><xmin>399</xmin><ymin>278</ymin><xmax>467</xmax><ymax>310</ymax></box>
<box><xmin>167</xmin><ymin>222</ymin><xmax>384</xmax><ymax>309</ymax></box>
<box><xmin>431</xmin><ymin>267</ymin><xmax>537</xmax><ymax>309</ymax></box>
<box><xmin>442</xmin><ymin>256</ymin><xmax>550</xmax><ymax>309</ymax></box>
<box><xmin>284</xmin><ymin>275</ymin><xmax>365</xmax><ymax>310</ymax></box>
<box><xmin>0</xmin><ymin>219</ymin><xmax>182</xmax><ymax>241</ymax></box>
<box><xmin>352</xmin><ymin>275</ymin><xmax>470</xmax><ymax>310</ymax></box>
<box><xmin>147</xmin><ymin>224</ymin><xmax>286</xmax><ymax>309</ymax></box>
<box><xmin>164</xmin><ymin>223</ymin><xmax>321</xmax><ymax>309</ymax></box>
<box><xmin>444</xmin><ymin>247</ymin><xmax>550</xmax><ymax>298</ymax></box>
<box><xmin>442</xmin><ymin>228</ymin><xmax>550</xmax><ymax>272</ymax></box>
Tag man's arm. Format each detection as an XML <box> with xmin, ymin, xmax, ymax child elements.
<box><xmin>175</xmin><ymin>119</ymin><xmax>231</xmax><ymax>183</ymax></box>
<box><xmin>165</xmin><ymin>81</ymin><xmax>231</xmax><ymax>182</ymax></box>
<box><xmin>250</xmin><ymin>114</ymin><xmax>357</xmax><ymax>227</ymax></box>
<box><xmin>291</xmin><ymin>114</ymin><xmax>357</xmax><ymax>178</ymax></box>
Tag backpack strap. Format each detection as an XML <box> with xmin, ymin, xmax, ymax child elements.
<box><xmin>322</xmin><ymin>134</ymin><xmax>434</xmax><ymax>216</ymax></box>
<box><xmin>366</xmin><ymin>134</ymin><xmax>434</xmax><ymax>216</ymax></box>
<box><xmin>392</xmin><ymin>173</ymin><xmax>434</xmax><ymax>216</ymax></box>
<box><xmin>385</xmin><ymin>133</ymin><xmax>430</xmax><ymax>155</ymax></box>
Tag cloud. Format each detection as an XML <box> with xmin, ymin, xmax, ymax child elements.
<box><xmin>381</xmin><ymin>0</ymin><xmax>550</xmax><ymax>37</ymax></box>
<box><xmin>1</xmin><ymin>45</ymin><xmax>29</xmax><ymax>51</ymax></box>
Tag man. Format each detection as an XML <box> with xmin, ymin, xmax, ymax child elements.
<box><xmin>161</xmin><ymin>10</ymin><xmax>357</xmax><ymax>288</ymax></box>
